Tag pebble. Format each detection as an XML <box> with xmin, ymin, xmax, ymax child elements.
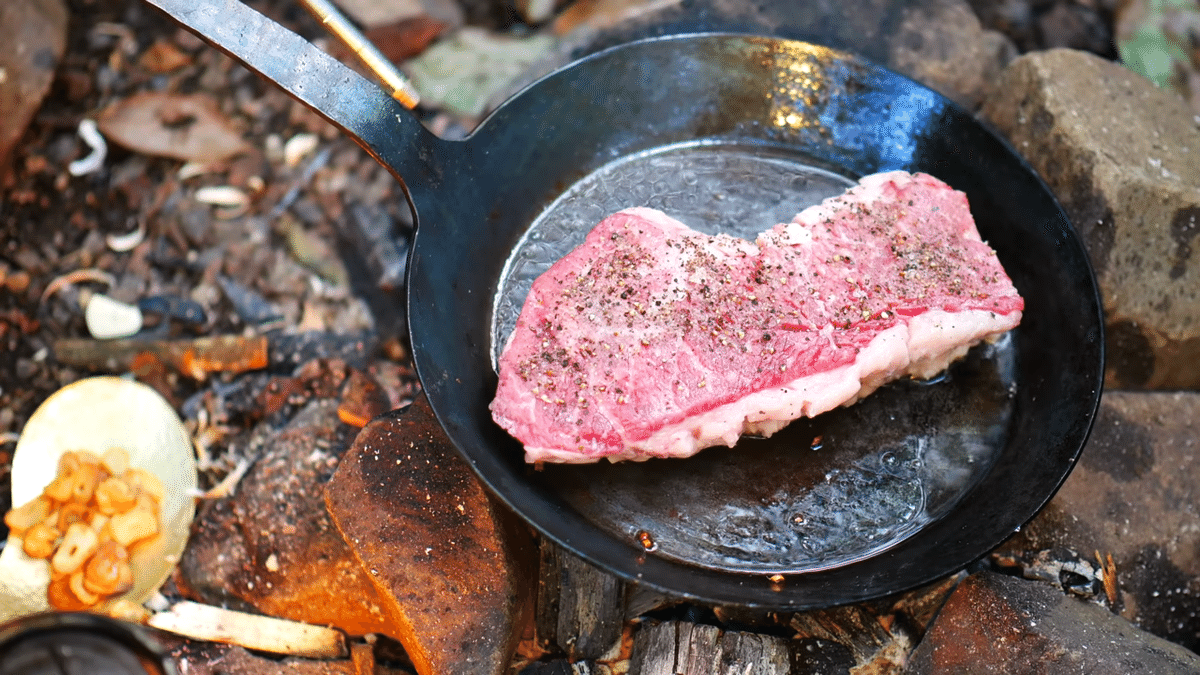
<box><xmin>84</xmin><ymin>292</ymin><xmax>144</xmax><ymax>339</ymax></box>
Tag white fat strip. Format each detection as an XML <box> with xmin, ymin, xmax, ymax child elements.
<box><xmin>905</xmin><ymin>308</ymin><xmax>1022</xmax><ymax>379</ymax></box>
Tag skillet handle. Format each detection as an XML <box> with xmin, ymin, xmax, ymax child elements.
<box><xmin>141</xmin><ymin>0</ymin><xmax>442</xmax><ymax>198</ymax></box>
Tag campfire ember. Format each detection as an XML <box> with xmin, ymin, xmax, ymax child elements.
<box><xmin>2</xmin><ymin>0</ymin><xmax>1200</xmax><ymax>673</ymax></box>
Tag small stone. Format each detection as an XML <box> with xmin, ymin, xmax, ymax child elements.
<box><xmin>84</xmin><ymin>293</ymin><xmax>144</xmax><ymax>339</ymax></box>
<box><xmin>514</xmin><ymin>0</ymin><xmax>557</xmax><ymax>24</ymax></box>
<box><xmin>1035</xmin><ymin>2</ymin><xmax>1113</xmax><ymax>55</ymax></box>
<box><xmin>14</xmin><ymin>358</ymin><xmax>38</xmax><ymax>380</ymax></box>
<box><xmin>980</xmin><ymin>49</ymin><xmax>1200</xmax><ymax>389</ymax></box>
<box><xmin>905</xmin><ymin>571</ymin><xmax>1200</xmax><ymax>674</ymax></box>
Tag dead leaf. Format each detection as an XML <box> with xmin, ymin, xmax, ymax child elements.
<box><xmin>0</xmin><ymin>0</ymin><xmax>69</xmax><ymax>172</ymax></box>
<box><xmin>552</xmin><ymin>0</ymin><xmax>680</xmax><ymax>36</ymax></box>
<box><xmin>139</xmin><ymin>39</ymin><xmax>192</xmax><ymax>73</ymax></box>
<box><xmin>362</xmin><ymin>16</ymin><xmax>448</xmax><ymax>63</ymax></box>
<box><xmin>403</xmin><ymin>27</ymin><xmax>557</xmax><ymax>118</ymax></box>
<box><xmin>98</xmin><ymin>92</ymin><xmax>250</xmax><ymax>164</ymax></box>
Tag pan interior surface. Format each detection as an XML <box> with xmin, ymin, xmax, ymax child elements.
<box><xmin>488</xmin><ymin>142</ymin><xmax>1018</xmax><ymax>573</ymax></box>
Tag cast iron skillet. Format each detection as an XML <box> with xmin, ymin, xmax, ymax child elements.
<box><xmin>147</xmin><ymin>0</ymin><xmax>1104</xmax><ymax>609</ymax></box>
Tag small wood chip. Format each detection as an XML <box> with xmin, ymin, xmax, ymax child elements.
<box><xmin>194</xmin><ymin>185</ymin><xmax>249</xmax><ymax>208</ymax></box>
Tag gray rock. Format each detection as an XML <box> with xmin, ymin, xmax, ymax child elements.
<box><xmin>905</xmin><ymin>571</ymin><xmax>1200</xmax><ymax>674</ymax></box>
<box><xmin>980</xmin><ymin>49</ymin><xmax>1200</xmax><ymax>389</ymax></box>
<box><xmin>886</xmin><ymin>0</ymin><xmax>1018</xmax><ymax>109</ymax></box>
<box><xmin>995</xmin><ymin>391</ymin><xmax>1200</xmax><ymax>653</ymax></box>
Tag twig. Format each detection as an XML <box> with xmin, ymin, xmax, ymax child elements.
<box><xmin>147</xmin><ymin>601</ymin><xmax>347</xmax><ymax>658</ymax></box>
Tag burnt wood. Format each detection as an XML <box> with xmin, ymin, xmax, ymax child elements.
<box><xmin>630</xmin><ymin>621</ymin><xmax>791</xmax><ymax>675</ymax></box>
<box><xmin>536</xmin><ymin>542</ymin><xmax>627</xmax><ymax>660</ymax></box>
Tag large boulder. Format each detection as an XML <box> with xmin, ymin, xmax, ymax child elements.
<box><xmin>981</xmin><ymin>49</ymin><xmax>1200</xmax><ymax>389</ymax></box>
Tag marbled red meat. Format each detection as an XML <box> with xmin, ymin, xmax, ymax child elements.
<box><xmin>490</xmin><ymin>171</ymin><xmax>1024</xmax><ymax>463</ymax></box>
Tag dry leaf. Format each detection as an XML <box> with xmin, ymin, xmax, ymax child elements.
<box><xmin>361</xmin><ymin>16</ymin><xmax>448</xmax><ymax>62</ymax></box>
<box><xmin>139</xmin><ymin>39</ymin><xmax>192</xmax><ymax>73</ymax></box>
<box><xmin>98</xmin><ymin>92</ymin><xmax>250</xmax><ymax>164</ymax></box>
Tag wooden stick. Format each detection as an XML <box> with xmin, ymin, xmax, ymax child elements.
<box><xmin>147</xmin><ymin>601</ymin><xmax>347</xmax><ymax>658</ymax></box>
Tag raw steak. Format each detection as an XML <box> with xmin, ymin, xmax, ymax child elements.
<box><xmin>491</xmin><ymin>171</ymin><xmax>1024</xmax><ymax>463</ymax></box>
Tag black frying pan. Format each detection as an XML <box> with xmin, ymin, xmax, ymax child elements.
<box><xmin>147</xmin><ymin>0</ymin><xmax>1104</xmax><ymax>609</ymax></box>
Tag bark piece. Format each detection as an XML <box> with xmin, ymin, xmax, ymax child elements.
<box><xmin>176</xmin><ymin>399</ymin><xmax>401</xmax><ymax>638</ymax></box>
<box><xmin>337</xmin><ymin>367</ymin><xmax>392</xmax><ymax>427</ymax></box>
<box><xmin>906</xmin><ymin>571</ymin><xmax>1200</xmax><ymax>674</ymax></box>
<box><xmin>325</xmin><ymin>393</ymin><xmax>536</xmax><ymax>675</ymax></box>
